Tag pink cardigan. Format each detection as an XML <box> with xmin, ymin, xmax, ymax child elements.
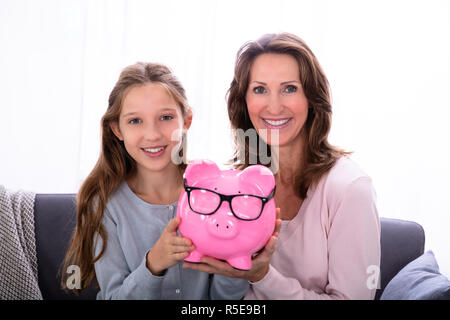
<box><xmin>245</xmin><ymin>157</ymin><xmax>381</xmax><ymax>300</ymax></box>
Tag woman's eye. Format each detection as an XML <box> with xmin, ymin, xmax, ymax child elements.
<box><xmin>283</xmin><ymin>85</ymin><xmax>298</xmax><ymax>94</ymax></box>
<box><xmin>160</xmin><ymin>115</ymin><xmax>174</xmax><ymax>121</ymax></box>
<box><xmin>128</xmin><ymin>118</ymin><xmax>141</xmax><ymax>124</ymax></box>
<box><xmin>253</xmin><ymin>86</ymin><xmax>266</xmax><ymax>94</ymax></box>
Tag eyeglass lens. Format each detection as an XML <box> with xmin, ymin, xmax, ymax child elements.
<box><xmin>189</xmin><ymin>189</ymin><xmax>263</xmax><ymax>220</ymax></box>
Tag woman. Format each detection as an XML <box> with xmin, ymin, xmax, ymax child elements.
<box><xmin>184</xmin><ymin>33</ymin><xmax>380</xmax><ymax>300</ymax></box>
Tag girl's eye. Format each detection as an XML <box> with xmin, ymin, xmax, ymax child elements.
<box><xmin>253</xmin><ymin>86</ymin><xmax>267</xmax><ymax>94</ymax></box>
<box><xmin>128</xmin><ymin>118</ymin><xmax>141</xmax><ymax>124</ymax></box>
<box><xmin>283</xmin><ymin>85</ymin><xmax>298</xmax><ymax>94</ymax></box>
<box><xmin>160</xmin><ymin>115</ymin><xmax>174</xmax><ymax>121</ymax></box>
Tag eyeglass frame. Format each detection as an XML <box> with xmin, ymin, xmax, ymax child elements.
<box><xmin>183</xmin><ymin>178</ymin><xmax>276</xmax><ymax>221</ymax></box>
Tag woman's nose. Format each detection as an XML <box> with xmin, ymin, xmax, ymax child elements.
<box><xmin>266</xmin><ymin>93</ymin><xmax>283</xmax><ymax>115</ymax></box>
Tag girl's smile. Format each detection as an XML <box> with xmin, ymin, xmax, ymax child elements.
<box><xmin>141</xmin><ymin>145</ymin><xmax>167</xmax><ymax>158</ymax></box>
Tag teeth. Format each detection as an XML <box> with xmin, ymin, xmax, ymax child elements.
<box><xmin>143</xmin><ymin>147</ymin><xmax>164</xmax><ymax>153</ymax></box>
<box><xmin>264</xmin><ymin>119</ymin><xmax>289</xmax><ymax>126</ymax></box>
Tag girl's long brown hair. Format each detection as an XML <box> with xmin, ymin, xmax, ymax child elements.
<box><xmin>227</xmin><ymin>33</ymin><xmax>350</xmax><ymax>199</ymax></box>
<box><xmin>62</xmin><ymin>62</ymin><xmax>190</xmax><ymax>292</ymax></box>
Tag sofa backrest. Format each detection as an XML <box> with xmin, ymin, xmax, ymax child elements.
<box><xmin>375</xmin><ymin>217</ymin><xmax>425</xmax><ymax>299</ymax></box>
<box><xmin>34</xmin><ymin>193</ymin><xmax>425</xmax><ymax>300</ymax></box>
<box><xmin>34</xmin><ymin>193</ymin><xmax>98</xmax><ymax>299</ymax></box>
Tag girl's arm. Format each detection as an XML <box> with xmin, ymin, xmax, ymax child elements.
<box><xmin>209</xmin><ymin>274</ymin><xmax>250</xmax><ymax>300</ymax></box>
<box><xmin>94</xmin><ymin>208</ymin><xmax>165</xmax><ymax>300</ymax></box>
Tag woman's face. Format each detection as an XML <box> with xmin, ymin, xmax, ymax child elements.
<box><xmin>245</xmin><ymin>53</ymin><xmax>309</xmax><ymax>148</ymax></box>
<box><xmin>111</xmin><ymin>83</ymin><xmax>191</xmax><ymax>174</ymax></box>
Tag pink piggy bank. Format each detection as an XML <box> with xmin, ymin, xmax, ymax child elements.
<box><xmin>177</xmin><ymin>159</ymin><xmax>276</xmax><ymax>270</ymax></box>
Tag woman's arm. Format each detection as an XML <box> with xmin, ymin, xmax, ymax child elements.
<box><xmin>248</xmin><ymin>177</ymin><xmax>381</xmax><ymax>300</ymax></box>
<box><xmin>188</xmin><ymin>177</ymin><xmax>380</xmax><ymax>300</ymax></box>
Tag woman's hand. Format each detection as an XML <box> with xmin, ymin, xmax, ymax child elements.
<box><xmin>146</xmin><ymin>217</ymin><xmax>195</xmax><ymax>276</ymax></box>
<box><xmin>183</xmin><ymin>208</ymin><xmax>282</xmax><ymax>283</ymax></box>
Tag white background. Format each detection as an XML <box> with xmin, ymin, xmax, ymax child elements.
<box><xmin>1</xmin><ymin>0</ymin><xmax>449</xmax><ymax>277</ymax></box>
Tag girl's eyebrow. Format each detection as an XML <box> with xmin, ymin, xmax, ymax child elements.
<box><xmin>160</xmin><ymin>107</ymin><xmax>179</xmax><ymax>112</ymax></box>
<box><xmin>122</xmin><ymin>107</ymin><xmax>179</xmax><ymax>117</ymax></box>
<box><xmin>122</xmin><ymin>111</ymin><xmax>139</xmax><ymax>117</ymax></box>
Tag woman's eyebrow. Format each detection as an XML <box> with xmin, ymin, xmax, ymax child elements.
<box><xmin>249</xmin><ymin>80</ymin><xmax>300</xmax><ymax>85</ymax></box>
<box><xmin>249</xmin><ymin>80</ymin><xmax>267</xmax><ymax>85</ymax></box>
<box><xmin>280</xmin><ymin>80</ymin><xmax>301</xmax><ymax>85</ymax></box>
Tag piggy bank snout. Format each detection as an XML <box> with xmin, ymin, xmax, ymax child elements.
<box><xmin>207</xmin><ymin>214</ymin><xmax>238</xmax><ymax>239</ymax></box>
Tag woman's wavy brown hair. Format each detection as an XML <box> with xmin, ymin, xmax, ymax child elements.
<box><xmin>62</xmin><ymin>62</ymin><xmax>190</xmax><ymax>292</ymax></box>
<box><xmin>227</xmin><ymin>33</ymin><xmax>350</xmax><ymax>199</ymax></box>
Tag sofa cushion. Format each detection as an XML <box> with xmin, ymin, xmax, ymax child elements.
<box><xmin>380</xmin><ymin>251</ymin><xmax>450</xmax><ymax>300</ymax></box>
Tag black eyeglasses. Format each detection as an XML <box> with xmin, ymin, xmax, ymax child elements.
<box><xmin>183</xmin><ymin>178</ymin><xmax>275</xmax><ymax>221</ymax></box>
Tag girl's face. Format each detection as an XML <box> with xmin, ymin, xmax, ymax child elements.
<box><xmin>245</xmin><ymin>53</ymin><xmax>309</xmax><ymax>148</ymax></box>
<box><xmin>111</xmin><ymin>83</ymin><xmax>191</xmax><ymax>174</ymax></box>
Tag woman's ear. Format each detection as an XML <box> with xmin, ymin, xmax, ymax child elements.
<box><xmin>110</xmin><ymin>121</ymin><xmax>124</xmax><ymax>141</ymax></box>
<box><xmin>184</xmin><ymin>109</ymin><xmax>193</xmax><ymax>130</ymax></box>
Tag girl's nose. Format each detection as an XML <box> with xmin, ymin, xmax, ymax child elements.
<box><xmin>143</xmin><ymin>123</ymin><xmax>163</xmax><ymax>141</ymax></box>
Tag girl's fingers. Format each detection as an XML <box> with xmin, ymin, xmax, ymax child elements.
<box><xmin>165</xmin><ymin>217</ymin><xmax>181</xmax><ymax>233</ymax></box>
<box><xmin>171</xmin><ymin>244</ymin><xmax>195</xmax><ymax>254</ymax></box>
<box><xmin>171</xmin><ymin>235</ymin><xmax>192</xmax><ymax>247</ymax></box>
<box><xmin>173</xmin><ymin>251</ymin><xmax>190</xmax><ymax>261</ymax></box>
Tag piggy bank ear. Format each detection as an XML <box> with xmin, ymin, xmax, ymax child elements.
<box><xmin>184</xmin><ymin>159</ymin><xmax>220</xmax><ymax>186</ymax></box>
<box><xmin>239</xmin><ymin>165</ymin><xmax>275</xmax><ymax>196</ymax></box>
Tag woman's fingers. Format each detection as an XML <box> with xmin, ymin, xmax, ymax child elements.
<box><xmin>183</xmin><ymin>257</ymin><xmax>246</xmax><ymax>279</ymax></box>
<box><xmin>253</xmin><ymin>235</ymin><xmax>278</xmax><ymax>262</ymax></box>
<box><xmin>183</xmin><ymin>261</ymin><xmax>216</xmax><ymax>274</ymax></box>
<box><xmin>274</xmin><ymin>208</ymin><xmax>282</xmax><ymax>235</ymax></box>
<box><xmin>264</xmin><ymin>235</ymin><xmax>278</xmax><ymax>255</ymax></box>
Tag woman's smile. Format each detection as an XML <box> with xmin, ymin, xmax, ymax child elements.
<box><xmin>261</xmin><ymin>118</ymin><xmax>292</xmax><ymax>129</ymax></box>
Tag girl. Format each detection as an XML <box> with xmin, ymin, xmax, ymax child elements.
<box><xmin>62</xmin><ymin>62</ymin><xmax>248</xmax><ymax>299</ymax></box>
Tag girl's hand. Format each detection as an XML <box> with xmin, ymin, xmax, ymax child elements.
<box><xmin>183</xmin><ymin>208</ymin><xmax>282</xmax><ymax>283</ymax></box>
<box><xmin>146</xmin><ymin>217</ymin><xmax>194</xmax><ymax>276</ymax></box>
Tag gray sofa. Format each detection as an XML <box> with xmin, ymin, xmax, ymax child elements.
<box><xmin>34</xmin><ymin>193</ymin><xmax>425</xmax><ymax>300</ymax></box>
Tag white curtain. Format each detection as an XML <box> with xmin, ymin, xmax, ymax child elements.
<box><xmin>1</xmin><ymin>0</ymin><xmax>450</xmax><ymax>276</ymax></box>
